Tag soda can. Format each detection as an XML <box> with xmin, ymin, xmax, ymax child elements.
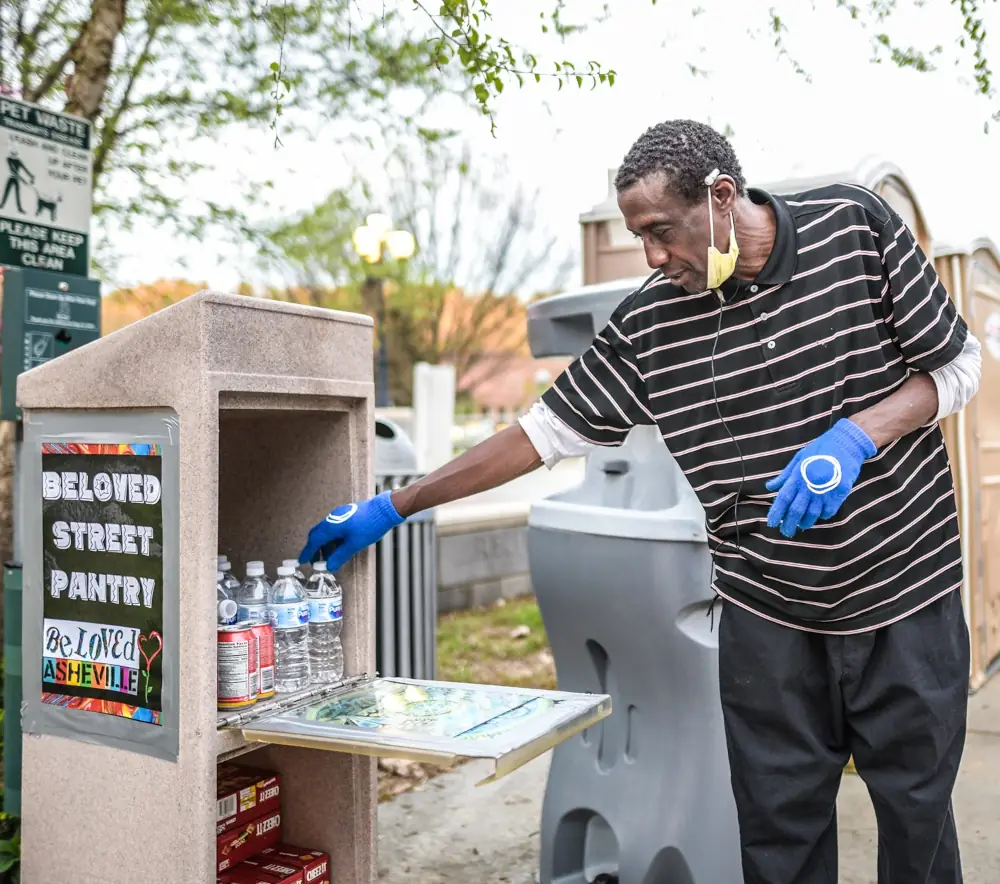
<box><xmin>217</xmin><ymin>623</ymin><xmax>259</xmax><ymax>709</ymax></box>
<box><xmin>252</xmin><ymin>622</ymin><xmax>276</xmax><ymax>699</ymax></box>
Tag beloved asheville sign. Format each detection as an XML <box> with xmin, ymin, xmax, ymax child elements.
<box><xmin>41</xmin><ymin>443</ymin><xmax>164</xmax><ymax>725</ymax></box>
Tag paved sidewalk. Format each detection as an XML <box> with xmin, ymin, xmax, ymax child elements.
<box><xmin>377</xmin><ymin>677</ymin><xmax>1000</xmax><ymax>883</ymax></box>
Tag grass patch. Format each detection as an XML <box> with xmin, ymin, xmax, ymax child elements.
<box><xmin>436</xmin><ymin>596</ymin><xmax>556</xmax><ymax>691</ymax></box>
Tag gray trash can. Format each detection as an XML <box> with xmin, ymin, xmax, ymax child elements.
<box><xmin>374</xmin><ymin>417</ymin><xmax>437</xmax><ymax>679</ymax></box>
<box><xmin>526</xmin><ymin>281</ymin><xmax>741</xmax><ymax>884</ymax></box>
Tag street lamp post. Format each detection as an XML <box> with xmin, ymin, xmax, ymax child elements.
<box><xmin>351</xmin><ymin>213</ymin><xmax>415</xmax><ymax>408</ymax></box>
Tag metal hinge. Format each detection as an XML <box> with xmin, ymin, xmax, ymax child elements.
<box><xmin>216</xmin><ymin>673</ymin><xmax>371</xmax><ymax>729</ymax></box>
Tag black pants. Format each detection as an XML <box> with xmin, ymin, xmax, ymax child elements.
<box><xmin>719</xmin><ymin>590</ymin><xmax>969</xmax><ymax>884</ymax></box>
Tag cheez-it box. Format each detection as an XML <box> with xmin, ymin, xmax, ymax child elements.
<box><xmin>219</xmin><ymin>860</ymin><xmax>304</xmax><ymax>884</ymax></box>
<box><xmin>217</xmin><ymin>763</ymin><xmax>282</xmax><ymax>836</ymax></box>
<box><xmin>216</xmin><ymin>808</ymin><xmax>283</xmax><ymax>872</ymax></box>
<box><xmin>259</xmin><ymin>845</ymin><xmax>331</xmax><ymax>884</ymax></box>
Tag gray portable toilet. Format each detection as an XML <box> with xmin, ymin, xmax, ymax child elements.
<box><xmin>526</xmin><ymin>279</ymin><xmax>742</xmax><ymax>884</ymax></box>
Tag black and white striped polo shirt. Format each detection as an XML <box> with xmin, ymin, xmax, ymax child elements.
<box><xmin>542</xmin><ymin>184</ymin><xmax>967</xmax><ymax>633</ymax></box>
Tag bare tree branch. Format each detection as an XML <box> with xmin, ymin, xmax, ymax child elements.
<box><xmin>24</xmin><ymin>37</ymin><xmax>77</xmax><ymax>101</ymax></box>
<box><xmin>92</xmin><ymin>2</ymin><xmax>169</xmax><ymax>180</ymax></box>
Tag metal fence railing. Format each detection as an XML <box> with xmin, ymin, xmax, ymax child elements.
<box><xmin>374</xmin><ymin>473</ymin><xmax>436</xmax><ymax>680</ymax></box>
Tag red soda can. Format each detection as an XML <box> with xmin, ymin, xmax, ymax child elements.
<box><xmin>217</xmin><ymin>623</ymin><xmax>259</xmax><ymax>709</ymax></box>
<box><xmin>252</xmin><ymin>622</ymin><xmax>276</xmax><ymax>699</ymax></box>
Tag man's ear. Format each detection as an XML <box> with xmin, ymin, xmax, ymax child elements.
<box><xmin>712</xmin><ymin>175</ymin><xmax>738</xmax><ymax>215</ymax></box>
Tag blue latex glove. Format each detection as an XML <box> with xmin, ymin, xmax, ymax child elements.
<box><xmin>298</xmin><ymin>491</ymin><xmax>405</xmax><ymax>572</ymax></box>
<box><xmin>765</xmin><ymin>418</ymin><xmax>876</xmax><ymax>538</ymax></box>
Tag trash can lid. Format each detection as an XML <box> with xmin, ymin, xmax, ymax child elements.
<box><xmin>375</xmin><ymin>416</ymin><xmax>419</xmax><ymax>473</ymax></box>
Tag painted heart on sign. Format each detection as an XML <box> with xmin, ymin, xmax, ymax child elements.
<box><xmin>138</xmin><ymin>631</ymin><xmax>162</xmax><ymax>672</ymax></box>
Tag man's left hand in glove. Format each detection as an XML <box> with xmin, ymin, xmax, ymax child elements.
<box><xmin>766</xmin><ymin>418</ymin><xmax>877</xmax><ymax>538</ymax></box>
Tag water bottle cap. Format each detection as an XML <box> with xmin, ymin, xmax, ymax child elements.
<box><xmin>216</xmin><ymin>571</ymin><xmax>224</xmax><ymax>582</ymax></box>
<box><xmin>277</xmin><ymin>565</ymin><xmax>294</xmax><ymax>577</ymax></box>
<box><xmin>312</xmin><ymin>561</ymin><xmax>328</xmax><ymax>572</ymax></box>
<box><xmin>246</xmin><ymin>561</ymin><xmax>264</xmax><ymax>577</ymax></box>
<box><xmin>218</xmin><ymin>599</ymin><xmax>238</xmax><ymax>621</ymax></box>
<box><xmin>217</xmin><ymin>555</ymin><xmax>229</xmax><ymax>568</ymax></box>
<box><xmin>282</xmin><ymin>559</ymin><xmax>299</xmax><ymax>569</ymax></box>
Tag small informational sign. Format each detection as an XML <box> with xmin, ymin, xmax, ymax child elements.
<box><xmin>0</xmin><ymin>96</ymin><xmax>91</xmax><ymax>276</ymax></box>
<box><xmin>0</xmin><ymin>265</ymin><xmax>101</xmax><ymax>420</ymax></box>
<box><xmin>40</xmin><ymin>442</ymin><xmax>164</xmax><ymax>725</ymax></box>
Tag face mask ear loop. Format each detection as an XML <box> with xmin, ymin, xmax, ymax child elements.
<box><xmin>708</xmin><ymin>186</ymin><xmax>716</xmax><ymax>251</ymax></box>
<box><xmin>704</xmin><ymin>167</ymin><xmax>720</xmax><ymax>253</ymax></box>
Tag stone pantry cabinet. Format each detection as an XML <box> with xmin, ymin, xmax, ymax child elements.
<box><xmin>15</xmin><ymin>291</ymin><xmax>609</xmax><ymax>883</ymax></box>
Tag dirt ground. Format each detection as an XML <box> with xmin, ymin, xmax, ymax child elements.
<box><xmin>375</xmin><ymin>670</ymin><xmax>1000</xmax><ymax>884</ymax></box>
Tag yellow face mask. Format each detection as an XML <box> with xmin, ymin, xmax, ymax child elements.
<box><xmin>704</xmin><ymin>168</ymin><xmax>739</xmax><ymax>290</ymax></box>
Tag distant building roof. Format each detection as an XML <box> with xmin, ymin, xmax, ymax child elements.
<box><xmin>934</xmin><ymin>237</ymin><xmax>1000</xmax><ymax>265</ymax></box>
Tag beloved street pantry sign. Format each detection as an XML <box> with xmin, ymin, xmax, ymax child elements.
<box><xmin>41</xmin><ymin>442</ymin><xmax>164</xmax><ymax>725</ymax></box>
<box><xmin>0</xmin><ymin>97</ymin><xmax>91</xmax><ymax>276</ymax></box>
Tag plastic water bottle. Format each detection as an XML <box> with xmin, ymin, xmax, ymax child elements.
<box><xmin>305</xmin><ymin>561</ymin><xmax>344</xmax><ymax>683</ymax></box>
<box><xmin>282</xmin><ymin>558</ymin><xmax>307</xmax><ymax>584</ymax></box>
<box><xmin>218</xmin><ymin>555</ymin><xmax>241</xmax><ymax>599</ymax></box>
<box><xmin>237</xmin><ymin>560</ymin><xmax>270</xmax><ymax>625</ymax></box>
<box><xmin>268</xmin><ymin>564</ymin><xmax>311</xmax><ymax>693</ymax></box>
<box><xmin>217</xmin><ymin>570</ymin><xmax>237</xmax><ymax>625</ymax></box>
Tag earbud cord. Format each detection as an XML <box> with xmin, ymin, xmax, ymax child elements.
<box><xmin>706</xmin><ymin>294</ymin><xmax>748</xmax><ymax>631</ymax></box>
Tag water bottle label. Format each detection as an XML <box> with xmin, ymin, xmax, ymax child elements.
<box><xmin>308</xmin><ymin>598</ymin><xmax>343</xmax><ymax>623</ymax></box>
<box><xmin>269</xmin><ymin>602</ymin><xmax>310</xmax><ymax>630</ymax></box>
<box><xmin>237</xmin><ymin>603</ymin><xmax>268</xmax><ymax>624</ymax></box>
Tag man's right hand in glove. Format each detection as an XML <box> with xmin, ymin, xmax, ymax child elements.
<box><xmin>298</xmin><ymin>424</ymin><xmax>543</xmax><ymax>573</ymax></box>
<box><xmin>299</xmin><ymin>492</ymin><xmax>404</xmax><ymax>572</ymax></box>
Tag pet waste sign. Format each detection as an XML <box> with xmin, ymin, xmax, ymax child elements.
<box><xmin>0</xmin><ymin>97</ymin><xmax>91</xmax><ymax>277</ymax></box>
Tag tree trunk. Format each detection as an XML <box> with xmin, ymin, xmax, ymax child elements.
<box><xmin>0</xmin><ymin>420</ymin><xmax>15</xmax><ymax>639</ymax></box>
<box><xmin>63</xmin><ymin>0</ymin><xmax>127</xmax><ymax>120</ymax></box>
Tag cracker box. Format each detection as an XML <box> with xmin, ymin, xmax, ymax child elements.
<box><xmin>219</xmin><ymin>860</ymin><xmax>304</xmax><ymax>884</ymax></box>
<box><xmin>216</xmin><ymin>808</ymin><xmax>283</xmax><ymax>872</ymax></box>
<box><xmin>217</xmin><ymin>764</ymin><xmax>281</xmax><ymax>836</ymax></box>
<box><xmin>259</xmin><ymin>844</ymin><xmax>331</xmax><ymax>884</ymax></box>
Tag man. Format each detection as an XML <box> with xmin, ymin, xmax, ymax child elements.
<box><xmin>1</xmin><ymin>148</ymin><xmax>35</xmax><ymax>214</ymax></box>
<box><xmin>299</xmin><ymin>120</ymin><xmax>981</xmax><ymax>883</ymax></box>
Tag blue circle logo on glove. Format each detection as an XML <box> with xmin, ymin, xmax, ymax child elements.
<box><xmin>325</xmin><ymin>503</ymin><xmax>358</xmax><ymax>524</ymax></box>
<box><xmin>800</xmin><ymin>454</ymin><xmax>842</xmax><ymax>495</ymax></box>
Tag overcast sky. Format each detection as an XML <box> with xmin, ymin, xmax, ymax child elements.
<box><xmin>102</xmin><ymin>0</ymin><xmax>1000</xmax><ymax>293</ymax></box>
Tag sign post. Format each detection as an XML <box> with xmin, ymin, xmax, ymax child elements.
<box><xmin>0</xmin><ymin>97</ymin><xmax>96</xmax><ymax>814</ymax></box>
<box><xmin>0</xmin><ymin>97</ymin><xmax>91</xmax><ymax>275</ymax></box>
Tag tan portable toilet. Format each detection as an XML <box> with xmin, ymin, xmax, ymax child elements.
<box><xmin>936</xmin><ymin>240</ymin><xmax>1000</xmax><ymax>689</ymax></box>
<box><xmin>16</xmin><ymin>291</ymin><xmax>609</xmax><ymax>882</ymax></box>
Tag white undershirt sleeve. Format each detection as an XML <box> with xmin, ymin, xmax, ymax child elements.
<box><xmin>929</xmin><ymin>332</ymin><xmax>981</xmax><ymax>421</ymax></box>
<box><xmin>521</xmin><ymin>332</ymin><xmax>980</xmax><ymax>462</ymax></box>
<box><xmin>518</xmin><ymin>399</ymin><xmax>597</xmax><ymax>469</ymax></box>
